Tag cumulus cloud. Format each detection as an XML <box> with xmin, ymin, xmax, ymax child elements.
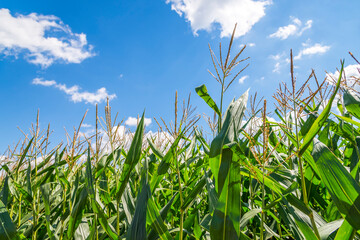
<box><xmin>327</xmin><ymin>64</ymin><xmax>360</xmax><ymax>89</ymax></box>
<box><xmin>32</xmin><ymin>78</ymin><xmax>116</xmax><ymax>104</ymax></box>
<box><xmin>269</xmin><ymin>17</ymin><xmax>312</xmax><ymax>40</ymax></box>
<box><xmin>0</xmin><ymin>8</ymin><xmax>94</xmax><ymax>67</ymax></box>
<box><xmin>238</xmin><ymin>75</ymin><xmax>249</xmax><ymax>84</ymax></box>
<box><xmin>241</xmin><ymin>116</ymin><xmax>278</xmax><ymax>134</ymax></box>
<box><xmin>294</xmin><ymin>43</ymin><xmax>330</xmax><ymax>60</ymax></box>
<box><xmin>166</xmin><ymin>0</ymin><xmax>271</xmax><ymax>38</ymax></box>
<box><xmin>327</xmin><ymin>64</ymin><xmax>360</xmax><ymax>82</ymax></box>
<box><xmin>125</xmin><ymin>116</ymin><xmax>152</xmax><ymax>127</ymax></box>
<box><xmin>97</xmin><ymin>125</ymin><xmax>173</xmax><ymax>154</ymax></box>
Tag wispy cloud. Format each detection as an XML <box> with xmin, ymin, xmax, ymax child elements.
<box><xmin>269</xmin><ymin>52</ymin><xmax>288</xmax><ymax>73</ymax></box>
<box><xmin>125</xmin><ymin>116</ymin><xmax>152</xmax><ymax>127</ymax></box>
<box><xmin>32</xmin><ymin>78</ymin><xmax>56</xmax><ymax>86</ymax></box>
<box><xmin>270</xmin><ymin>53</ymin><xmax>283</xmax><ymax>61</ymax></box>
<box><xmin>273</xmin><ymin>62</ymin><xmax>281</xmax><ymax>73</ymax></box>
<box><xmin>32</xmin><ymin>78</ymin><xmax>116</xmax><ymax>104</ymax></box>
<box><xmin>269</xmin><ymin>17</ymin><xmax>312</xmax><ymax>40</ymax></box>
<box><xmin>166</xmin><ymin>0</ymin><xmax>271</xmax><ymax>38</ymax></box>
<box><xmin>238</xmin><ymin>75</ymin><xmax>249</xmax><ymax>84</ymax></box>
<box><xmin>240</xmin><ymin>43</ymin><xmax>256</xmax><ymax>48</ymax></box>
<box><xmin>0</xmin><ymin>8</ymin><xmax>94</xmax><ymax>67</ymax></box>
<box><xmin>294</xmin><ymin>43</ymin><xmax>330</xmax><ymax>60</ymax></box>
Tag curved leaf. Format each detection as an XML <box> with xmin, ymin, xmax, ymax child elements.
<box><xmin>312</xmin><ymin>138</ymin><xmax>360</xmax><ymax>230</ymax></box>
<box><xmin>195</xmin><ymin>84</ymin><xmax>221</xmax><ymax>116</ymax></box>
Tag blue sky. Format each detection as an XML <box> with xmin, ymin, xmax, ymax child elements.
<box><xmin>1</xmin><ymin>0</ymin><xmax>360</xmax><ymax>151</ymax></box>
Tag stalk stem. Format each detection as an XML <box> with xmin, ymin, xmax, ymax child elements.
<box><xmin>176</xmin><ymin>150</ymin><xmax>184</xmax><ymax>240</ymax></box>
<box><xmin>290</xmin><ymin>50</ymin><xmax>320</xmax><ymax>239</ymax></box>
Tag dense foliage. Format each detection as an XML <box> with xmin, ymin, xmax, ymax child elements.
<box><xmin>2</xmin><ymin>28</ymin><xmax>360</xmax><ymax>239</ymax></box>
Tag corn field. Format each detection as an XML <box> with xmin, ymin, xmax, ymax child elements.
<box><xmin>2</xmin><ymin>26</ymin><xmax>360</xmax><ymax>240</ymax></box>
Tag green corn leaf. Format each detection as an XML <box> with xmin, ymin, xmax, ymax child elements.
<box><xmin>26</xmin><ymin>160</ymin><xmax>32</xmax><ymax>198</ymax></box>
<box><xmin>85</xmin><ymin>148</ymin><xmax>117</xmax><ymax>239</ymax></box>
<box><xmin>195</xmin><ymin>84</ymin><xmax>221</xmax><ymax>117</ymax></box>
<box><xmin>12</xmin><ymin>181</ymin><xmax>33</xmax><ymax>204</ymax></box>
<box><xmin>116</xmin><ymin>112</ymin><xmax>145</xmax><ymax>200</ymax></box>
<box><xmin>194</xmin><ymin>128</ymin><xmax>210</xmax><ymax>155</ymax></box>
<box><xmin>239</xmin><ymin>209</ymin><xmax>261</xmax><ymax>230</ymax></box>
<box><xmin>74</xmin><ymin>221</ymin><xmax>90</xmax><ymax>240</ymax></box>
<box><xmin>318</xmin><ymin>219</ymin><xmax>343</xmax><ymax>240</ymax></box>
<box><xmin>334</xmin><ymin>220</ymin><xmax>355</xmax><ymax>240</ymax></box>
<box><xmin>299</xmin><ymin>113</ymin><xmax>318</xmax><ymax>139</ymax></box>
<box><xmin>298</xmin><ymin>61</ymin><xmax>344</xmax><ymax>157</ymax></box>
<box><xmin>150</xmin><ymin>133</ymin><xmax>183</xmax><ymax>192</ymax></box>
<box><xmin>205</xmin><ymin>170</ymin><xmax>218</xmax><ymax>213</ymax></box>
<box><xmin>67</xmin><ymin>187</ymin><xmax>88</xmax><ymax>240</ymax></box>
<box><xmin>31</xmin><ymin>150</ymin><xmax>56</xmax><ymax>176</ymax></box>
<box><xmin>175</xmin><ymin>211</ymin><xmax>196</xmax><ymax>240</ymax></box>
<box><xmin>147</xmin><ymin>138</ymin><xmax>164</xmax><ymax>159</ymax></box>
<box><xmin>0</xmin><ymin>200</ymin><xmax>18</xmax><ymax>240</ymax></box>
<box><xmin>312</xmin><ymin>138</ymin><xmax>360</xmax><ymax>230</ymax></box>
<box><xmin>148</xmin><ymin>193</ymin><xmax>178</xmax><ymax>240</ymax></box>
<box><xmin>95</xmin><ymin>150</ymin><xmax>118</xmax><ymax>179</ymax></box>
<box><xmin>122</xmin><ymin>184</ymin><xmax>135</xmax><ymax>224</ymax></box>
<box><xmin>40</xmin><ymin>183</ymin><xmax>55</xmax><ymax>240</ymax></box>
<box><xmin>15</xmin><ymin>137</ymin><xmax>33</xmax><ymax>176</ymax></box>
<box><xmin>147</xmin><ymin>197</ymin><xmax>172</xmax><ymax>240</ymax></box>
<box><xmin>99</xmin><ymin>171</ymin><xmax>111</xmax><ymax>205</ymax></box>
<box><xmin>0</xmin><ymin>177</ymin><xmax>9</xmax><ymax>207</ymax></box>
<box><xmin>210</xmin><ymin>148</ymin><xmax>241</xmax><ymax>240</ymax></box>
<box><xmin>344</xmin><ymin>88</ymin><xmax>360</xmax><ymax>121</ymax></box>
<box><xmin>157</xmin><ymin>132</ymin><xmax>183</xmax><ymax>175</ymax></box>
<box><xmin>92</xmin><ymin>200</ymin><xmax>118</xmax><ymax>239</ymax></box>
<box><xmin>127</xmin><ymin>183</ymin><xmax>150</xmax><ymax>240</ymax></box>
<box><xmin>333</xmin><ymin>113</ymin><xmax>360</xmax><ymax>129</ymax></box>
<box><xmin>209</xmin><ymin>89</ymin><xmax>248</xmax><ymax>158</ymax></box>
<box><xmin>282</xmin><ymin>200</ymin><xmax>319</xmax><ymax>240</ymax></box>
<box><xmin>181</xmin><ymin>175</ymin><xmax>206</xmax><ymax>211</ymax></box>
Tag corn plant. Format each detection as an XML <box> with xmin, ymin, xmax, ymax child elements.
<box><xmin>1</xmin><ymin>26</ymin><xmax>360</xmax><ymax>240</ymax></box>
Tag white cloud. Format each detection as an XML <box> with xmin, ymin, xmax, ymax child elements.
<box><xmin>98</xmin><ymin>125</ymin><xmax>173</xmax><ymax>154</ymax></box>
<box><xmin>32</xmin><ymin>77</ymin><xmax>56</xmax><ymax>86</ymax></box>
<box><xmin>269</xmin><ymin>17</ymin><xmax>312</xmax><ymax>40</ymax></box>
<box><xmin>166</xmin><ymin>0</ymin><xmax>271</xmax><ymax>38</ymax></box>
<box><xmin>270</xmin><ymin>53</ymin><xmax>282</xmax><ymax>61</ymax></box>
<box><xmin>125</xmin><ymin>116</ymin><xmax>152</xmax><ymax>127</ymax></box>
<box><xmin>327</xmin><ymin>64</ymin><xmax>360</xmax><ymax>89</ymax></box>
<box><xmin>32</xmin><ymin>78</ymin><xmax>116</xmax><ymax>104</ymax></box>
<box><xmin>240</xmin><ymin>43</ymin><xmax>256</xmax><ymax>48</ymax></box>
<box><xmin>241</xmin><ymin>116</ymin><xmax>278</xmax><ymax>134</ymax></box>
<box><xmin>238</xmin><ymin>75</ymin><xmax>249</xmax><ymax>84</ymax></box>
<box><xmin>273</xmin><ymin>62</ymin><xmax>281</xmax><ymax>73</ymax></box>
<box><xmin>328</xmin><ymin>64</ymin><xmax>360</xmax><ymax>80</ymax></box>
<box><xmin>294</xmin><ymin>43</ymin><xmax>330</xmax><ymax>60</ymax></box>
<box><xmin>0</xmin><ymin>8</ymin><xmax>94</xmax><ymax>67</ymax></box>
<box><xmin>269</xmin><ymin>52</ymin><xmax>288</xmax><ymax>73</ymax></box>
<box><xmin>80</xmin><ymin>128</ymin><xmax>96</xmax><ymax>138</ymax></box>
<box><xmin>81</xmin><ymin>123</ymin><xmax>92</xmax><ymax>128</ymax></box>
